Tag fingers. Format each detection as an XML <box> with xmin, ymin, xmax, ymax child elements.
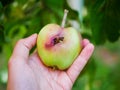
<box><xmin>10</xmin><ymin>34</ymin><xmax>37</xmax><ymax>62</ymax></box>
<box><xmin>82</xmin><ymin>39</ymin><xmax>90</xmax><ymax>47</ymax></box>
<box><xmin>67</xmin><ymin>39</ymin><xmax>94</xmax><ymax>83</ymax></box>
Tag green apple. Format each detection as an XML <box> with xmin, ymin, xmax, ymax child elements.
<box><xmin>37</xmin><ymin>10</ymin><xmax>82</xmax><ymax>70</ymax></box>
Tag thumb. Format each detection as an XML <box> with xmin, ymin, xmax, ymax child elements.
<box><xmin>10</xmin><ymin>34</ymin><xmax>37</xmax><ymax>61</ymax></box>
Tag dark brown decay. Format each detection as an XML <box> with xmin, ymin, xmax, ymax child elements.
<box><xmin>53</xmin><ymin>37</ymin><xmax>64</xmax><ymax>45</ymax></box>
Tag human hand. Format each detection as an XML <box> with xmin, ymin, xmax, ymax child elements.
<box><xmin>7</xmin><ymin>34</ymin><xmax>94</xmax><ymax>90</ymax></box>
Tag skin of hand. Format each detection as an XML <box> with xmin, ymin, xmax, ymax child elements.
<box><xmin>7</xmin><ymin>34</ymin><xmax>94</xmax><ymax>90</ymax></box>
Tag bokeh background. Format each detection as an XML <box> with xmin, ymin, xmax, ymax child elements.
<box><xmin>0</xmin><ymin>0</ymin><xmax>120</xmax><ymax>90</ymax></box>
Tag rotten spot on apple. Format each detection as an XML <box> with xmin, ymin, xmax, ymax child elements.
<box><xmin>53</xmin><ymin>36</ymin><xmax>64</xmax><ymax>45</ymax></box>
<box><xmin>37</xmin><ymin>9</ymin><xmax>82</xmax><ymax>70</ymax></box>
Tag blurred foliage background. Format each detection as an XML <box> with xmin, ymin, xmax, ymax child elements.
<box><xmin>0</xmin><ymin>0</ymin><xmax>120</xmax><ymax>90</ymax></box>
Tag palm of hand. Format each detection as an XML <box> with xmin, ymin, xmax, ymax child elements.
<box><xmin>27</xmin><ymin>52</ymin><xmax>73</xmax><ymax>90</ymax></box>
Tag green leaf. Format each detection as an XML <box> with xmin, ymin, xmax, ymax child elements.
<box><xmin>0</xmin><ymin>2</ymin><xmax>3</xmax><ymax>9</ymax></box>
<box><xmin>103</xmin><ymin>0</ymin><xmax>120</xmax><ymax>42</ymax></box>
<box><xmin>16</xmin><ymin>0</ymin><xmax>28</xmax><ymax>5</ymax></box>
<box><xmin>0</xmin><ymin>24</ymin><xmax>5</xmax><ymax>43</ymax></box>
<box><xmin>43</xmin><ymin>0</ymin><xmax>64</xmax><ymax>18</ymax></box>
<box><xmin>85</xmin><ymin>0</ymin><xmax>120</xmax><ymax>44</ymax></box>
<box><xmin>0</xmin><ymin>24</ymin><xmax>4</xmax><ymax>52</ymax></box>
<box><xmin>0</xmin><ymin>0</ymin><xmax>14</xmax><ymax>7</ymax></box>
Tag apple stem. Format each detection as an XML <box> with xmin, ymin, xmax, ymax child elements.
<box><xmin>61</xmin><ymin>9</ymin><xmax>69</xmax><ymax>28</ymax></box>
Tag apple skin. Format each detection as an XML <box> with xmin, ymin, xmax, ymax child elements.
<box><xmin>37</xmin><ymin>24</ymin><xmax>82</xmax><ymax>70</ymax></box>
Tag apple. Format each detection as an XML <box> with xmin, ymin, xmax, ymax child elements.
<box><xmin>37</xmin><ymin>10</ymin><xmax>82</xmax><ymax>70</ymax></box>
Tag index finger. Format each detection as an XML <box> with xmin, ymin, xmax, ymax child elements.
<box><xmin>67</xmin><ymin>40</ymin><xmax>94</xmax><ymax>83</ymax></box>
